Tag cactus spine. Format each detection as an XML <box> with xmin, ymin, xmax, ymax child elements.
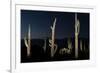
<box><xmin>75</xmin><ymin>13</ymin><xmax>80</xmax><ymax>58</ymax></box>
<box><xmin>24</xmin><ymin>24</ymin><xmax>31</xmax><ymax>57</ymax></box>
<box><xmin>49</xmin><ymin>18</ymin><xmax>57</xmax><ymax>57</ymax></box>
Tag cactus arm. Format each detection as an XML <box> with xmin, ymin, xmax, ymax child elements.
<box><xmin>51</xmin><ymin>26</ymin><xmax>53</xmax><ymax>30</ymax></box>
<box><xmin>49</xmin><ymin>39</ymin><xmax>52</xmax><ymax>44</ymax></box>
<box><xmin>77</xmin><ymin>20</ymin><xmax>80</xmax><ymax>34</ymax></box>
<box><xmin>49</xmin><ymin>44</ymin><xmax>51</xmax><ymax>47</ymax></box>
<box><xmin>52</xmin><ymin>18</ymin><xmax>56</xmax><ymax>29</ymax></box>
<box><xmin>54</xmin><ymin>44</ymin><xmax>58</xmax><ymax>55</ymax></box>
<box><xmin>24</xmin><ymin>37</ymin><xmax>29</xmax><ymax>48</ymax></box>
<box><xmin>49</xmin><ymin>39</ymin><xmax>52</xmax><ymax>47</ymax></box>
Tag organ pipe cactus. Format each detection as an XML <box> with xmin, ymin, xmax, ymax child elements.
<box><xmin>75</xmin><ymin>13</ymin><xmax>80</xmax><ymax>58</ymax></box>
<box><xmin>24</xmin><ymin>24</ymin><xmax>31</xmax><ymax>57</ymax></box>
<box><xmin>49</xmin><ymin>18</ymin><xmax>57</xmax><ymax>57</ymax></box>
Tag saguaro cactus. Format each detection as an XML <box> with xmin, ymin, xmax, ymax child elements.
<box><xmin>75</xmin><ymin>13</ymin><xmax>80</xmax><ymax>58</ymax></box>
<box><xmin>24</xmin><ymin>24</ymin><xmax>31</xmax><ymax>57</ymax></box>
<box><xmin>43</xmin><ymin>38</ymin><xmax>47</xmax><ymax>52</ymax></box>
<box><xmin>49</xmin><ymin>18</ymin><xmax>57</xmax><ymax>57</ymax></box>
<box><xmin>67</xmin><ymin>38</ymin><xmax>72</xmax><ymax>53</ymax></box>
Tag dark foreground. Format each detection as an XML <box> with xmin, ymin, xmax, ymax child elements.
<box><xmin>21</xmin><ymin>38</ymin><xmax>89</xmax><ymax>63</ymax></box>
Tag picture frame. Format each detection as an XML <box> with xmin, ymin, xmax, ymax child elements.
<box><xmin>11</xmin><ymin>0</ymin><xmax>96</xmax><ymax>73</ymax></box>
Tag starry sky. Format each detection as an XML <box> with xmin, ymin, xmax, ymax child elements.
<box><xmin>21</xmin><ymin>10</ymin><xmax>89</xmax><ymax>39</ymax></box>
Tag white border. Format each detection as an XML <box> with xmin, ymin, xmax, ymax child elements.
<box><xmin>11</xmin><ymin>3</ymin><xmax>96</xmax><ymax>73</ymax></box>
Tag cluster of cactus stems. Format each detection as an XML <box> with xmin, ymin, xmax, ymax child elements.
<box><xmin>49</xmin><ymin>18</ymin><xmax>58</xmax><ymax>57</ymax></box>
<box><xmin>59</xmin><ymin>38</ymin><xmax>72</xmax><ymax>55</ymax></box>
<box><xmin>24</xmin><ymin>24</ymin><xmax>31</xmax><ymax>57</ymax></box>
<box><xmin>59</xmin><ymin>48</ymin><xmax>69</xmax><ymax>55</ymax></box>
<box><xmin>75</xmin><ymin>13</ymin><xmax>80</xmax><ymax>58</ymax></box>
<box><xmin>80</xmin><ymin>40</ymin><xmax>87</xmax><ymax>52</ymax></box>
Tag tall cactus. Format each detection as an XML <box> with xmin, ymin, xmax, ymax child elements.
<box><xmin>49</xmin><ymin>18</ymin><xmax>57</xmax><ymax>57</ymax></box>
<box><xmin>75</xmin><ymin>13</ymin><xmax>80</xmax><ymax>58</ymax></box>
<box><xmin>24</xmin><ymin>24</ymin><xmax>31</xmax><ymax>57</ymax></box>
<box><xmin>43</xmin><ymin>38</ymin><xmax>47</xmax><ymax>52</ymax></box>
<box><xmin>68</xmin><ymin>38</ymin><xmax>72</xmax><ymax>53</ymax></box>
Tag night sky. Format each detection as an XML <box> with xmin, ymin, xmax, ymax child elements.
<box><xmin>21</xmin><ymin>10</ymin><xmax>89</xmax><ymax>39</ymax></box>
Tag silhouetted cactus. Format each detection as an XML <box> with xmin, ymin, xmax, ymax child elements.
<box><xmin>43</xmin><ymin>38</ymin><xmax>47</xmax><ymax>52</ymax></box>
<box><xmin>68</xmin><ymin>38</ymin><xmax>72</xmax><ymax>52</ymax></box>
<box><xmin>75</xmin><ymin>13</ymin><xmax>80</xmax><ymax>58</ymax></box>
<box><xmin>49</xmin><ymin>18</ymin><xmax>57</xmax><ymax>57</ymax></box>
<box><xmin>24</xmin><ymin>24</ymin><xmax>31</xmax><ymax>57</ymax></box>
